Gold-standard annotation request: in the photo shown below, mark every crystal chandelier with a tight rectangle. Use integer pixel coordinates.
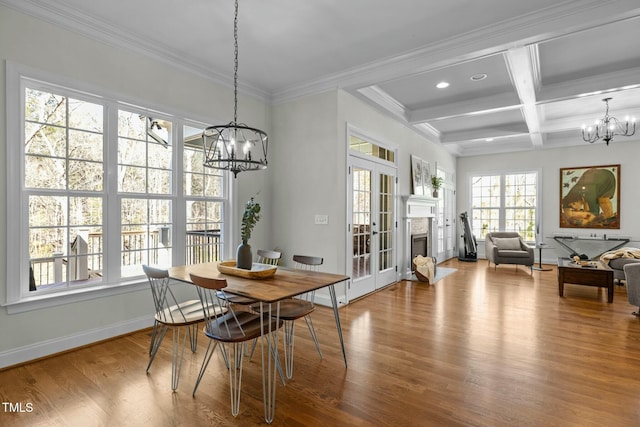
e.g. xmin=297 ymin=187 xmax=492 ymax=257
xmin=582 ymin=97 xmax=636 ymax=146
xmin=202 ymin=0 xmax=268 ymax=178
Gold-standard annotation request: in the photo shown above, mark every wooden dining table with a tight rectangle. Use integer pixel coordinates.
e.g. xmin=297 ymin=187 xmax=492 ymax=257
xmin=167 ymin=261 xmax=350 ymax=423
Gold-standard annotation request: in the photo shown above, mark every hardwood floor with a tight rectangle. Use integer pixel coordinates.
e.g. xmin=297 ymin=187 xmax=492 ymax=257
xmin=3 ymin=259 xmax=640 ymax=426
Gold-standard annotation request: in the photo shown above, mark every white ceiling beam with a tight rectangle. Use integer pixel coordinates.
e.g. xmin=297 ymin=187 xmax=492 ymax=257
xmin=408 ymin=92 xmax=520 ymax=123
xmin=504 ymin=45 xmax=544 ymax=147
xmin=441 ymin=126 xmax=528 ymax=144
xmin=538 ymin=67 xmax=640 ymax=103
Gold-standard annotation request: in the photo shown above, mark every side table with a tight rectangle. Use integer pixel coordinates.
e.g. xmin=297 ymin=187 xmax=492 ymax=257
xmin=532 ymin=243 xmax=553 ymax=271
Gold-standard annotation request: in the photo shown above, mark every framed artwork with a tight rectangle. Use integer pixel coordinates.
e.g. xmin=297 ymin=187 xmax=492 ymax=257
xmin=411 ymin=155 xmax=424 ymax=195
xmin=421 ymin=160 xmax=431 ymax=194
xmin=560 ymin=164 xmax=620 ymax=229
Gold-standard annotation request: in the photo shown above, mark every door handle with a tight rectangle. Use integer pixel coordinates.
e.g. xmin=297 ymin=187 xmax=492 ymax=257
xmin=372 ymin=230 xmax=379 ymax=235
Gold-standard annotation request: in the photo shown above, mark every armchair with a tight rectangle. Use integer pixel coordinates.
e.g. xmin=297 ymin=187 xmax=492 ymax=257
xmin=624 ymin=263 xmax=640 ymax=316
xmin=485 ymin=232 xmax=534 ymax=273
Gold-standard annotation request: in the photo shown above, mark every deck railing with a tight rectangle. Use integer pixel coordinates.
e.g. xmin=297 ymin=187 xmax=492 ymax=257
xmin=185 ymin=229 xmax=221 ymax=265
xmin=30 ymin=229 xmax=222 ymax=290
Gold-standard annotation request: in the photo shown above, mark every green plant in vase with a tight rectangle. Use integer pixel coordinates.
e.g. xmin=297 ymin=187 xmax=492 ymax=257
xmin=431 ymin=175 xmax=444 ymax=198
xmin=237 ymin=197 xmax=261 ymax=269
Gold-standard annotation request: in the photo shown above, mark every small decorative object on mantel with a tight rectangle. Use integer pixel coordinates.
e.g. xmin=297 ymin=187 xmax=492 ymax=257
xmin=430 ymin=175 xmax=444 ymax=198
xmin=237 ymin=197 xmax=261 ymax=269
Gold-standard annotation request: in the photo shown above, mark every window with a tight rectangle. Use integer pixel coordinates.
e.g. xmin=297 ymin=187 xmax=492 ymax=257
xmin=7 ymin=67 xmax=230 ymax=306
xmin=183 ymin=125 xmax=225 ymax=265
xmin=118 ymin=111 xmax=174 ymax=278
xmin=470 ymin=172 xmax=538 ymax=241
xmin=25 ymin=88 xmax=106 ymax=290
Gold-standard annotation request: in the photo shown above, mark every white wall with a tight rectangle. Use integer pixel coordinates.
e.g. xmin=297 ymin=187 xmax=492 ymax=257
xmin=456 ymin=138 xmax=640 ymax=263
xmin=271 ymin=90 xmax=456 ymax=304
xmin=0 ymin=5 xmax=271 ymax=367
xmin=0 ymin=4 xmax=457 ymax=367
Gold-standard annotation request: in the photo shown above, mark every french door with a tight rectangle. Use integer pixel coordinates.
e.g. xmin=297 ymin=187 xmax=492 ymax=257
xmin=436 ymin=186 xmax=456 ymax=261
xmin=348 ymin=156 xmax=397 ymax=301
xmin=436 ymin=168 xmax=457 ymax=261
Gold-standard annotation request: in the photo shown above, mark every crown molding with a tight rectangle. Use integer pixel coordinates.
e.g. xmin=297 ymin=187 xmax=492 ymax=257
xmin=356 ymin=86 xmax=408 ymax=122
xmin=2 ymin=0 xmax=638 ymax=106
xmin=0 ymin=0 xmax=270 ymax=102
xmin=272 ymin=0 xmax=640 ymax=103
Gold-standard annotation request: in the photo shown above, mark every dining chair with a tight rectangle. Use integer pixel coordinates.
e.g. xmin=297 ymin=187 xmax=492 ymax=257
xmin=261 ymin=254 xmax=323 ymax=379
xmin=143 ymin=265 xmax=224 ymax=391
xmin=189 ymin=273 xmax=283 ymax=417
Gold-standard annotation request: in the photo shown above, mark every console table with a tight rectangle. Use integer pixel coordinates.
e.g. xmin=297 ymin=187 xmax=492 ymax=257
xmin=552 ymin=235 xmax=630 ymax=260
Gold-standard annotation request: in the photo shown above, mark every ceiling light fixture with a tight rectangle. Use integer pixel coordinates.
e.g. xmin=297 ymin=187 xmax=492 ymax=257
xmin=470 ymin=73 xmax=487 ymax=81
xmin=202 ymin=0 xmax=268 ymax=178
xmin=436 ymin=81 xmax=450 ymax=89
xmin=581 ymin=97 xmax=636 ymax=146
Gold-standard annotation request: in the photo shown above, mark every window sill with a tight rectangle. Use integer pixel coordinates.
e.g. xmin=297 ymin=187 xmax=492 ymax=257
xmin=3 ymin=279 xmax=149 ymax=314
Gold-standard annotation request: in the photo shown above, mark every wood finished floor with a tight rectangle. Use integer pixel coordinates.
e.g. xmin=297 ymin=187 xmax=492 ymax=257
xmin=2 ymin=259 xmax=640 ymax=426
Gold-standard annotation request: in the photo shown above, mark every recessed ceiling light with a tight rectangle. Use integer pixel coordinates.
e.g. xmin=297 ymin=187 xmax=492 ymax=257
xmin=436 ymin=81 xmax=450 ymax=89
xmin=470 ymin=73 xmax=488 ymax=81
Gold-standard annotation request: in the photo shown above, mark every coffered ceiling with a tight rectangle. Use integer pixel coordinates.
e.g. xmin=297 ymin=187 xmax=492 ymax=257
xmin=4 ymin=0 xmax=639 ymax=157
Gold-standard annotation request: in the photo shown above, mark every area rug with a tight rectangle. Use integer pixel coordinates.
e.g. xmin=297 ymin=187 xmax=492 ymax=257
xmin=410 ymin=267 xmax=457 ymax=284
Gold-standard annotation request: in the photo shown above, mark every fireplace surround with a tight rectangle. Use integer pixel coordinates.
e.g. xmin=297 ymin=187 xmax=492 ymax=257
xmin=402 ymin=195 xmax=437 ymax=279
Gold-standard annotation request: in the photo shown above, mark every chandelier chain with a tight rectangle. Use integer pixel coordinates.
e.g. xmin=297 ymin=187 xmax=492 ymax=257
xmin=233 ymin=0 xmax=239 ymax=125
xmin=201 ymin=0 xmax=268 ymax=178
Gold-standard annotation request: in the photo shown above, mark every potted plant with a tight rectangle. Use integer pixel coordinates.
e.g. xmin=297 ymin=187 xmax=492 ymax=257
xmin=431 ymin=175 xmax=444 ymax=198
xmin=237 ymin=197 xmax=261 ymax=269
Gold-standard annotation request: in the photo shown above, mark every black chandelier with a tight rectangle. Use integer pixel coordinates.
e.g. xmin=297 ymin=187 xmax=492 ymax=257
xmin=581 ymin=97 xmax=636 ymax=146
xmin=202 ymin=0 xmax=268 ymax=178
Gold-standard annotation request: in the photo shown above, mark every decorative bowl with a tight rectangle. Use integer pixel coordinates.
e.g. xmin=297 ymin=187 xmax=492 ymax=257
xmin=218 ymin=260 xmax=277 ymax=279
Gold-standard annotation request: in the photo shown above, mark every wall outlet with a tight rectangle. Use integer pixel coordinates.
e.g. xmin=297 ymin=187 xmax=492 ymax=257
xmin=315 ymin=214 xmax=329 ymax=225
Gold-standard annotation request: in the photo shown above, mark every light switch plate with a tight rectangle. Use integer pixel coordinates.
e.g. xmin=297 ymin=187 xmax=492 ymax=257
xmin=315 ymin=214 xmax=329 ymax=225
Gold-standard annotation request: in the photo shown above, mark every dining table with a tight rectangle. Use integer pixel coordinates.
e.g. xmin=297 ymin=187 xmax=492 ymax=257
xmin=167 ymin=261 xmax=350 ymax=423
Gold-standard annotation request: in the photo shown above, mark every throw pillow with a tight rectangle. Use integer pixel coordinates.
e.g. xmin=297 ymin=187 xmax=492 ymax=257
xmin=492 ymin=237 xmax=521 ymax=250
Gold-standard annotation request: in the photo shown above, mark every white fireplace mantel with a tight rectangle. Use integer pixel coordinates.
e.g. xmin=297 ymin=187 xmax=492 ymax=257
xmin=402 ymin=195 xmax=437 ymax=218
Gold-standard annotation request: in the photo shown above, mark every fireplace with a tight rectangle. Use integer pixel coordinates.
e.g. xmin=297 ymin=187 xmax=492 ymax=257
xmin=410 ymin=233 xmax=428 ymax=271
xmin=402 ymin=195 xmax=437 ymax=279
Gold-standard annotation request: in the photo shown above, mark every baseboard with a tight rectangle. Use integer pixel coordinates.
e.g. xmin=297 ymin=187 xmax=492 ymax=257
xmin=0 ymin=316 xmax=154 ymax=370
xmin=313 ymin=291 xmax=347 ymax=308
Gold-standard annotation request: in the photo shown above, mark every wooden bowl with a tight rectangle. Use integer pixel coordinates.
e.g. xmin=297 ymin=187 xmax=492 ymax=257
xmin=218 ymin=260 xmax=277 ymax=279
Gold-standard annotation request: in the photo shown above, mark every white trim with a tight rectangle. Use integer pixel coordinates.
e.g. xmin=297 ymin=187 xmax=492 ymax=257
xmin=346 ymin=124 xmax=400 ymax=301
xmin=273 ymin=1 xmax=640 ymax=103
xmin=314 ymin=291 xmax=348 ymax=309
xmin=0 ymin=0 xmax=268 ymax=102
xmin=3 ymin=0 xmax=639 ymax=105
xmin=3 ymin=280 xmax=148 ymax=314
xmin=5 ymin=61 xmax=23 ymax=304
xmin=356 ymin=86 xmax=408 ymax=123
xmin=5 ymin=61 xmax=233 ymax=308
xmin=0 ymin=313 xmax=153 ymax=369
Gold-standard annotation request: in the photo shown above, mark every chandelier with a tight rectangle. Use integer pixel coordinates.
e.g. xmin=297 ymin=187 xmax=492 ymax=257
xmin=202 ymin=0 xmax=268 ymax=178
xmin=581 ymin=97 xmax=636 ymax=146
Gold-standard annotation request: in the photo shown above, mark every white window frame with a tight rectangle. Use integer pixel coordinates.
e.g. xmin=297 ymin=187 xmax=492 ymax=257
xmin=5 ymin=62 xmax=234 ymax=313
xmin=469 ymin=169 xmax=540 ymax=243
